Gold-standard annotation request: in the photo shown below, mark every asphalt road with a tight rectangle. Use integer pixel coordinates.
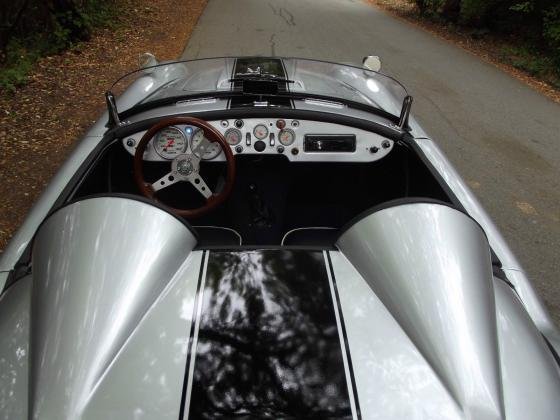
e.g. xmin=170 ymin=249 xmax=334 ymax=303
xmin=182 ymin=0 xmax=560 ymax=324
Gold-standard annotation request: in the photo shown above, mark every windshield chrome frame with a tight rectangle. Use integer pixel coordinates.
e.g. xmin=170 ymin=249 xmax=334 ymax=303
xmin=107 ymin=56 xmax=413 ymax=130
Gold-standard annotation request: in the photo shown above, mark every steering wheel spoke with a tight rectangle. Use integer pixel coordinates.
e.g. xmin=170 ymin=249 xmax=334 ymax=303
xmin=189 ymin=174 xmax=213 ymax=199
xmin=151 ymin=171 xmax=181 ymax=192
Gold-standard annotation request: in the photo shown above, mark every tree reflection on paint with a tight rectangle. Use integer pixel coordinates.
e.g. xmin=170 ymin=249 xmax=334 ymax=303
xmin=189 ymin=250 xmax=352 ymax=419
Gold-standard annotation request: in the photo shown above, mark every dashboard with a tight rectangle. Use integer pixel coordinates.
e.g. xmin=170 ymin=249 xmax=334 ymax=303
xmin=122 ymin=118 xmax=394 ymax=162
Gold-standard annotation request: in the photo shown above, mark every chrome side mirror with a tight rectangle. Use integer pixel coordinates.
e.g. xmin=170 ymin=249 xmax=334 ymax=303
xmin=362 ymin=55 xmax=381 ymax=72
xmin=139 ymin=52 xmax=158 ymax=72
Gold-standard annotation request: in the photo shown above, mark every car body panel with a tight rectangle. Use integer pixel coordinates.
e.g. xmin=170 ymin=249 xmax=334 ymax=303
xmin=28 ymin=197 xmax=196 ymax=419
xmin=415 ymin=138 xmax=558 ymax=342
xmin=3 ymin=202 xmax=559 ymax=419
xmin=0 ymin=274 xmax=30 ymax=420
xmin=0 ymin=56 xmax=559 ymax=419
xmin=82 ymin=251 xmax=204 ymax=420
xmin=337 ymin=203 xmax=505 ymax=419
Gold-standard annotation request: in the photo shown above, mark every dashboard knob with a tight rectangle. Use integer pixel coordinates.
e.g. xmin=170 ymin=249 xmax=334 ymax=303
xmin=254 ymin=140 xmax=266 ymax=152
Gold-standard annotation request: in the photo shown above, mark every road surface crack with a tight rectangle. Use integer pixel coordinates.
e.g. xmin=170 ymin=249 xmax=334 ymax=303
xmin=268 ymin=3 xmax=296 ymax=26
xmin=269 ymin=33 xmax=276 ymax=56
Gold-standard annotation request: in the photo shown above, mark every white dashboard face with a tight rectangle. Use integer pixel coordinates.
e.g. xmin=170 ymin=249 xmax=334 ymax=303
xmin=122 ymin=118 xmax=394 ymax=162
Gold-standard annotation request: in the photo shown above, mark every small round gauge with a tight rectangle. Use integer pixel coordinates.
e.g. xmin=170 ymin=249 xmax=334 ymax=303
xmin=191 ymin=128 xmax=222 ymax=160
xmin=253 ymin=124 xmax=269 ymax=140
xmin=154 ymin=127 xmax=187 ymax=159
xmin=225 ymin=128 xmax=242 ymax=145
xmin=278 ymin=129 xmax=296 ymax=146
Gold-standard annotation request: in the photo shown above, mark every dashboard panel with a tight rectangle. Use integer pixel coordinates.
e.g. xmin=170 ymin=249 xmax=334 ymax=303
xmin=122 ymin=118 xmax=394 ymax=162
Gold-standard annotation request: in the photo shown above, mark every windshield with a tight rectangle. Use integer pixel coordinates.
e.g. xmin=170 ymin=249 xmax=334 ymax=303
xmin=110 ymin=57 xmax=409 ymax=119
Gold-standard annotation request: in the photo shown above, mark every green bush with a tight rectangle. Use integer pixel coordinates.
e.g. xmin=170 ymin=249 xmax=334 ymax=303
xmin=543 ymin=5 xmax=560 ymax=67
xmin=409 ymin=0 xmax=560 ymax=81
xmin=0 ymin=0 xmax=118 ymax=93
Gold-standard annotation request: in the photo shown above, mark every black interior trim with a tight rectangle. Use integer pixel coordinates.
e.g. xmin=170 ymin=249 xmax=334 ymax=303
xmin=404 ymin=134 xmax=465 ymax=212
xmin=542 ymin=334 xmax=560 ymax=369
xmin=119 ymin=91 xmax=402 ymax=126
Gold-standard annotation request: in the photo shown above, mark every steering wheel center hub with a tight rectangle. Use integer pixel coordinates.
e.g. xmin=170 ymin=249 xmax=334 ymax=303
xmin=177 ymin=158 xmax=195 ymax=176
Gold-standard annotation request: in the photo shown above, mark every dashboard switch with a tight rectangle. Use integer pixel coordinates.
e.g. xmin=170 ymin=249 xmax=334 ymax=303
xmin=277 ymin=146 xmax=285 ymax=153
xmin=235 ymin=145 xmax=243 ymax=153
xmin=269 ymin=133 xmax=275 ymax=146
xmin=276 ymin=119 xmax=286 ymax=129
xmin=254 ymin=140 xmax=266 ymax=152
xmin=246 ymin=132 xmax=251 ymax=146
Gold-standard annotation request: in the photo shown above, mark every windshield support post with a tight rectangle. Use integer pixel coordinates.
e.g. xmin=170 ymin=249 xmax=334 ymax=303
xmin=105 ymin=91 xmax=121 ymax=128
xmin=398 ymin=95 xmax=413 ymax=130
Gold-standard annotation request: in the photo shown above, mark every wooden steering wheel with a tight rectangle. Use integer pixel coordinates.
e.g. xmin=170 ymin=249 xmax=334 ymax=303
xmin=133 ymin=116 xmax=235 ymax=218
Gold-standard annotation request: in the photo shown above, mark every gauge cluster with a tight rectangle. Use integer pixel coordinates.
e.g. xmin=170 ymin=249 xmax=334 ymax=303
xmin=122 ymin=118 xmax=394 ymax=162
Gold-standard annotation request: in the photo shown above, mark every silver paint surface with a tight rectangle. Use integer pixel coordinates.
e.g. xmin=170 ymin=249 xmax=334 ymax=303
xmin=330 ymin=247 xmax=560 ymax=419
xmin=0 ymin=275 xmax=31 ymax=420
xmin=416 ymin=138 xmax=560 ymax=347
xmin=337 ymin=203 xmax=504 ymax=419
xmin=82 ymin=251 xmax=204 ymax=420
xmin=29 ymin=197 xmax=196 ymax=419
xmin=493 ymin=278 xmax=560 ymax=419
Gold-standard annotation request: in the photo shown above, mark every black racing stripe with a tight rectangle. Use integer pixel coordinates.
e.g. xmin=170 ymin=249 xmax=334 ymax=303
xmin=178 ymin=251 xmax=207 ymax=420
xmin=187 ymin=250 xmax=353 ymax=419
xmin=327 ymin=251 xmax=362 ymax=420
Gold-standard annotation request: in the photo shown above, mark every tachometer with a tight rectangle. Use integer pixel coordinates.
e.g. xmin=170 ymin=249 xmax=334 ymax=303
xmin=154 ymin=127 xmax=187 ymax=159
xmin=278 ymin=129 xmax=296 ymax=146
xmin=191 ymin=128 xmax=222 ymax=160
xmin=225 ymin=128 xmax=242 ymax=145
xmin=253 ymin=124 xmax=269 ymax=140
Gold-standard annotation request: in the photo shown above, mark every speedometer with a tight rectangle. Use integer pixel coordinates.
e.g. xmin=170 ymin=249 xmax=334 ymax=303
xmin=225 ymin=128 xmax=242 ymax=145
xmin=253 ymin=124 xmax=269 ymax=140
xmin=191 ymin=128 xmax=222 ymax=160
xmin=278 ymin=129 xmax=296 ymax=146
xmin=154 ymin=127 xmax=187 ymax=159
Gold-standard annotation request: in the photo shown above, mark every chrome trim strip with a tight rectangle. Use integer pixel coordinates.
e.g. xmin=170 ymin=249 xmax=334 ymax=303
xmin=281 ymin=226 xmax=337 ymax=245
xmin=193 ymin=225 xmax=242 ymax=245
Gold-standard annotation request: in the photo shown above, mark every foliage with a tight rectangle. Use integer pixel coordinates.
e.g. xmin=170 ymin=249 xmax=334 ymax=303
xmin=543 ymin=5 xmax=560 ymax=66
xmin=0 ymin=0 xmax=119 ymax=93
xmin=408 ymin=0 xmax=560 ymax=82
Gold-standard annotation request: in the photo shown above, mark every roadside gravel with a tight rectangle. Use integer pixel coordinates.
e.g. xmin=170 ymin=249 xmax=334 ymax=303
xmin=0 ymin=0 xmax=207 ymax=252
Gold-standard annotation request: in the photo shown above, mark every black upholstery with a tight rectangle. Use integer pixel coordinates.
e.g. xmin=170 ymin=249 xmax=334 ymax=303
xmin=195 ymin=226 xmax=242 ymax=247
xmin=281 ymin=227 xmax=338 ymax=247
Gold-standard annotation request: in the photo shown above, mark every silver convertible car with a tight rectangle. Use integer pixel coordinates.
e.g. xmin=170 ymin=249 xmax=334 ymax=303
xmin=1 ymin=56 xmax=559 ymax=420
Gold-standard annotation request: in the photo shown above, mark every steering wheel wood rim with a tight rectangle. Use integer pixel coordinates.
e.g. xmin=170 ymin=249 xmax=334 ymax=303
xmin=133 ymin=116 xmax=235 ymax=218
